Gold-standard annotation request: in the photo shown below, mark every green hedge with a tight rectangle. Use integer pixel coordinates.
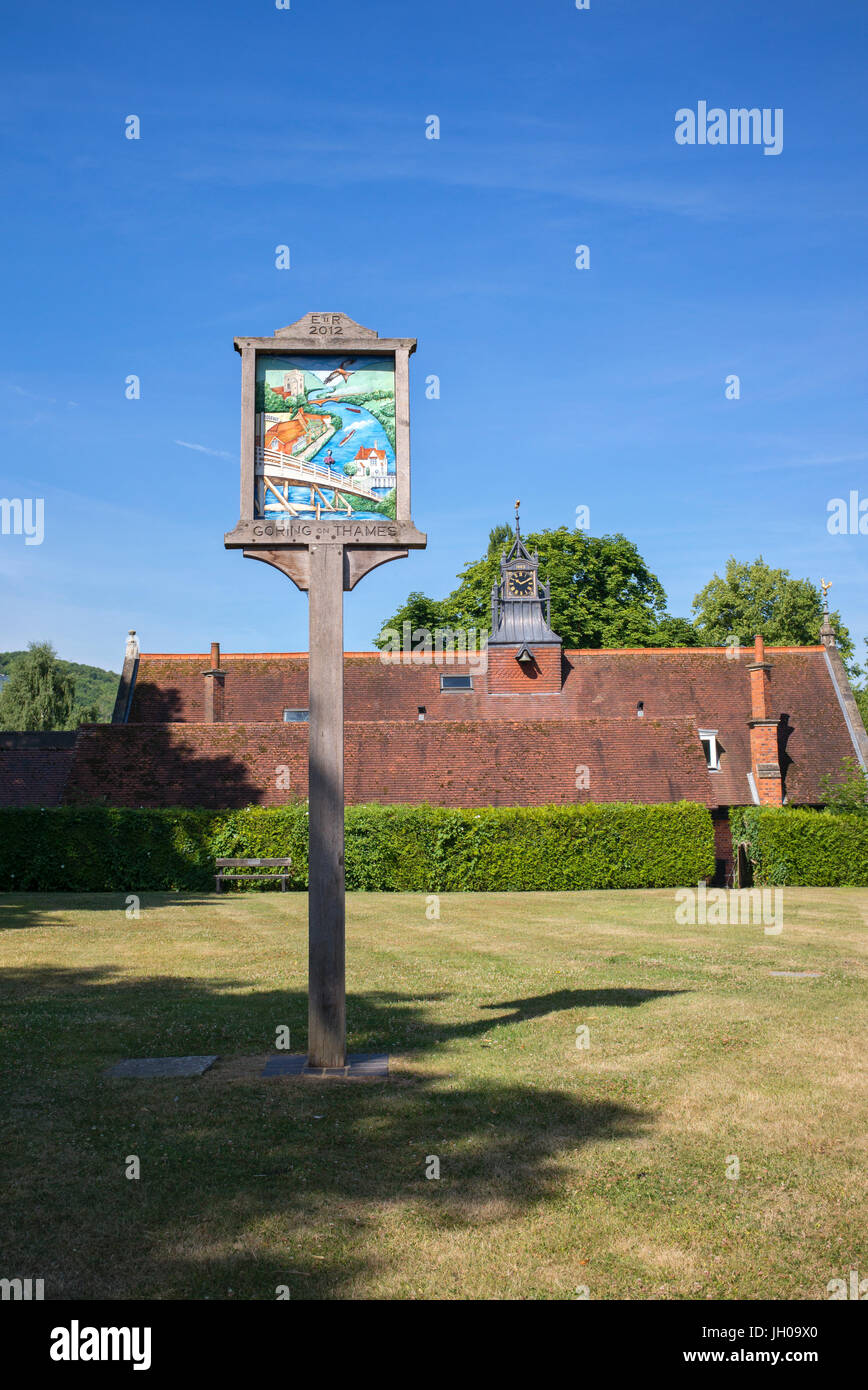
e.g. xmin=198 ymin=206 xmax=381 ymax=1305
xmin=0 ymin=801 xmax=714 ymax=893
xmin=730 ymin=806 xmax=868 ymax=886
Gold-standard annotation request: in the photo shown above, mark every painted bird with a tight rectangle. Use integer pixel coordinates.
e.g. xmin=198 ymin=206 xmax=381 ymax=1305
xmin=322 ymin=358 xmax=356 ymax=385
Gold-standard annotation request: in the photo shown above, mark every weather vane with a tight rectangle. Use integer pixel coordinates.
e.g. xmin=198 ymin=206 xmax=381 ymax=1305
xmin=515 ymin=498 xmax=521 ymax=537
xmin=821 ymin=577 xmax=832 ymax=612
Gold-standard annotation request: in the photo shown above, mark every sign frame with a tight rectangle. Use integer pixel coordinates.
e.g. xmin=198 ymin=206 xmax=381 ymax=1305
xmin=224 ymin=312 xmax=426 ymax=588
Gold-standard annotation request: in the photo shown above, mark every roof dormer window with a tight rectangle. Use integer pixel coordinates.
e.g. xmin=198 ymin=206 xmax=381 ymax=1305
xmin=699 ymin=729 xmax=720 ymax=770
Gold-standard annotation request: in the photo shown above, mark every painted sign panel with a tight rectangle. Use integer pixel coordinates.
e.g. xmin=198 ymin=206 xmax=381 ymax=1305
xmin=254 ymin=353 xmax=396 ymax=522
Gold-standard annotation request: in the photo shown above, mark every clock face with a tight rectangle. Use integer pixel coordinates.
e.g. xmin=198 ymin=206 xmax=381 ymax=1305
xmin=507 ymin=568 xmax=534 ymax=597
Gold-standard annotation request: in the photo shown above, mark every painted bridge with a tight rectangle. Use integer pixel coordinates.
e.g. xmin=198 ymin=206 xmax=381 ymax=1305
xmin=255 ymin=446 xmax=387 ymax=516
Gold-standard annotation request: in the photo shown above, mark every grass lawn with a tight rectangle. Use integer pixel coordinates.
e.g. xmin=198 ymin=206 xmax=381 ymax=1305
xmin=0 ymin=888 xmax=865 ymax=1301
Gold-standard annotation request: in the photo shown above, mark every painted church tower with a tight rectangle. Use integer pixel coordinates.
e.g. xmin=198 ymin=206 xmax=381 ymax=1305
xmin=487 ymin=501 xmax=563 ymax=693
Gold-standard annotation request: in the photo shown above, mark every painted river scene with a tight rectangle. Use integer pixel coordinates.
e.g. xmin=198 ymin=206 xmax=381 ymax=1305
xmin=254 ymin=353 xmax=397 ymax=521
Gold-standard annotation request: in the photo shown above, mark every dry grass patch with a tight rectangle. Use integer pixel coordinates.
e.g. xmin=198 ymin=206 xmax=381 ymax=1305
xmin=0 ymin=886 xmax=865 ymax=1300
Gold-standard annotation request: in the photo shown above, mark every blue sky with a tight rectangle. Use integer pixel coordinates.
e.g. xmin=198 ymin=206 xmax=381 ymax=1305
xmin=1 ymin=0 xmax=866 ymax=671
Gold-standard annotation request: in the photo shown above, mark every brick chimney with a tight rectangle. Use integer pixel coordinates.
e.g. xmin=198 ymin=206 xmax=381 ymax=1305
xmin=203 ymin=641 xmax=225 ymax=723
xmin=820 ymin=611 xmax=836 ymax=649
xmin=747 ymin=635 xmax=782 ymax=805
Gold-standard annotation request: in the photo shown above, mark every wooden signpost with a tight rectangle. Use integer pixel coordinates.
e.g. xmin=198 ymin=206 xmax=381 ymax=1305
xmin=225 ymin=312 xmax=426 ymax=1070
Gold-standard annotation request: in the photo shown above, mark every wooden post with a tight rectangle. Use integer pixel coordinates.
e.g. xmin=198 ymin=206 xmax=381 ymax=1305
xmin=307 ymin=542 xmax=346 ymax=1067
xmin=227 ymin=314 xmax=426 ymax=1077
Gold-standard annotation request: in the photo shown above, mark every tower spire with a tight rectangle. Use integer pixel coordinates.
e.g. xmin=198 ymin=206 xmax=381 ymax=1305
xmin=820 ymin=578 xmax=836 ymax=648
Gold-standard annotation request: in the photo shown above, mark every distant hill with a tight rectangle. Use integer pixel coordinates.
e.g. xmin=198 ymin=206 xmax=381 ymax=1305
xmin=0 ymin=652 xmax=119 ymax=724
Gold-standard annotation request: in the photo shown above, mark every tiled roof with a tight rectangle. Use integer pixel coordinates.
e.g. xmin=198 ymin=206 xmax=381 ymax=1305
xmin=121 ymin=645 xmax=863 ymax=807
xmin=63 ymin=717 xmax=713 ymax=809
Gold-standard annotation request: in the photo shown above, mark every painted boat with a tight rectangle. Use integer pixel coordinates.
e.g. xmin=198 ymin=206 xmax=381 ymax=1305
xmin=346 ymin=406 xmax=361 ymax=413
xmin=338 ymin=430 xmax=356 ymax=445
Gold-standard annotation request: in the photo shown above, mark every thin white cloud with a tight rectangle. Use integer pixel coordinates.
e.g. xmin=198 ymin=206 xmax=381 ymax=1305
xmin=175 ymin=440 xmax=235 ymax=459
xmin=8 ymin=383 xmax=56 ymax=404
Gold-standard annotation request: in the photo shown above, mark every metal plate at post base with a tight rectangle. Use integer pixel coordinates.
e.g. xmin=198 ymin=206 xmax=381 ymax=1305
xmin=262 ymin=1053 xmax=389 ymax=1079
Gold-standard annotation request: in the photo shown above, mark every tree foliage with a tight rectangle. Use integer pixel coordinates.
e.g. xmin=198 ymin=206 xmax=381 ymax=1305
xmin=819 ymin=756 xmax=868 ymax=814
xmin=692 ymin=556 xmax=854 ymax=663
xmin=855 ymin=641 xmax=868 ymax=729
xmin=486 ymin=522 xmax=513 ymax=557
xmin=0 ymin=643 xmax=77 ymax=730
xmin=375 ymin=527 xmax=696 ymax=649
xmin=1 ymin=649 xmax=114 ymax=726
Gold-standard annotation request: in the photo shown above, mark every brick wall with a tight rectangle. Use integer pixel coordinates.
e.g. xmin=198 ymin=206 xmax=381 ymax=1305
xmin=712 ymin=809 xmax=734 ymax=885
xmin=0 ymin=748 xmax=76 ymax=807
xmin=749 ymin=721 xmax=784 ymax=806
xmin=486 ymin=645 xmax=563 ymax=694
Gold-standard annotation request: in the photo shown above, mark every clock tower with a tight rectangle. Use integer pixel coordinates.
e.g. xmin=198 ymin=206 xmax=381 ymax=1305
xmin=488 ymin=502 xmax=563 ymax=692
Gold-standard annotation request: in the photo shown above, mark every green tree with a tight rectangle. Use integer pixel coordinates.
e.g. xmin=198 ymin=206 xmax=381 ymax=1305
xmin=375 ymin=527 xmax=696 ymax=649
xmin=642 ymin=615 xmax=703 ymax=648
xmin=0 ymin=642 xmax=76 ymax=730
xmin=0 ymin=652 xmax=117 ymax=721
xmin=692 ymin=556 xmax=854 ymax=663
xmin=819 ymin=756 xmax=868 ymax=814
xmin=374 ymin=591 xmax=451 ymax=648
xmin=854 ymin=640 xmax=868 ymax=729
xmin=486 ymin=523 xmax=513 ymax=557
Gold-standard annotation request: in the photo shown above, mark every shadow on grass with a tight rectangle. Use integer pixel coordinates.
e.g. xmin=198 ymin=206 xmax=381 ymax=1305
xmin=0 ymin=962 xmax=657 ymax=1299
xmin=480 ymin=988 xmax=686 ymax=1021
xmin=0 ymin=893 xmax=223 ymax=930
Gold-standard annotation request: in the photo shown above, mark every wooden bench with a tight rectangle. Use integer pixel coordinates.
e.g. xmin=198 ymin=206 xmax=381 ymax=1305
xmin=214 ymin=857 xmax=293 ymax=892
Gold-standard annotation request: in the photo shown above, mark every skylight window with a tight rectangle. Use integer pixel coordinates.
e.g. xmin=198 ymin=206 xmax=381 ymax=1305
xmin=440 ymin=675 xmax=472 ymax=691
